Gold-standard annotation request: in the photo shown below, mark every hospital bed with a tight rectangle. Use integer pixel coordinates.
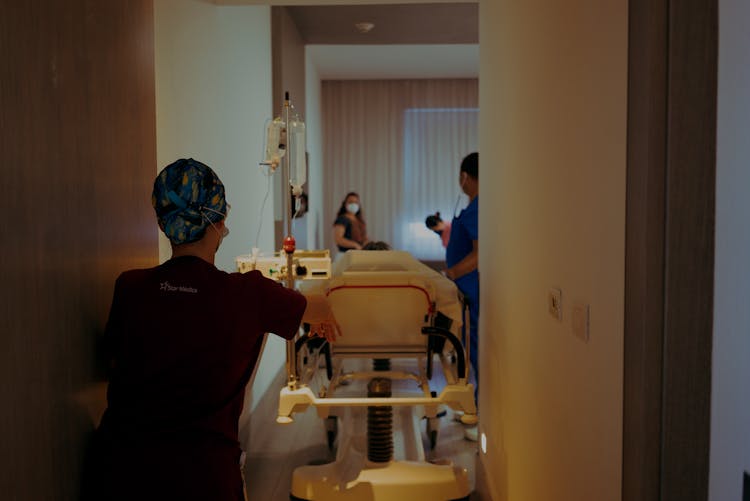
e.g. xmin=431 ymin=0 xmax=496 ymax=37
xmin=278 ymin=250 xmax=476 ymax=501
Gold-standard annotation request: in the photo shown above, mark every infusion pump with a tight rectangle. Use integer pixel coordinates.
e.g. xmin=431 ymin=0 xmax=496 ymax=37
xmin=235 ymin=249 xmax=331 ymax=281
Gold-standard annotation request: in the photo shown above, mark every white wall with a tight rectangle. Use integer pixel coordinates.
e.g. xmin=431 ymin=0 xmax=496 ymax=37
xmin=154 ymin=0 xmax=274 ymax=267
xmin=710 ymin=1 xmax=750 ymax=499
xmin=154 ymin=0 xmax=283 ymax=418
xmin=479 ymin=1 xmax=628 ymax=500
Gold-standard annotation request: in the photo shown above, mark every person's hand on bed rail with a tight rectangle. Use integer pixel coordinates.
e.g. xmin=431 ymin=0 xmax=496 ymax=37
xmin=308 ymin=321 xmax=340 ymax=343
xmin=302 ymin=294 xmax=342 ymax=343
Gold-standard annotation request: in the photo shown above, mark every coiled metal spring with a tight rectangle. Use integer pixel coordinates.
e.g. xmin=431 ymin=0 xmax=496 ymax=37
xmin=367 ymin=377 xmax=393 ymax=463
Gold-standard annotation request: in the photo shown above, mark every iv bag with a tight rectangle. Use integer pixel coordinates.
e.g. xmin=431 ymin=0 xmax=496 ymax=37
xmin=288 ymin=115 xmax=306 ymax=196
xmin=264 ymin=117 xmax=286 ymax=170
xmin=263 ymin=99 xmax=306 ymax=194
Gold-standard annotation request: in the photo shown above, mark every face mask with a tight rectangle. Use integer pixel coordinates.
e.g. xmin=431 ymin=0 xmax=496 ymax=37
xmin=221 ymin=225 xmax=229 ymax=247
xmin=346 ymin=203 xmax=359 ymax=214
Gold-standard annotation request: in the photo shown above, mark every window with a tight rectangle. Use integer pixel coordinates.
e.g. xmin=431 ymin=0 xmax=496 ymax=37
xmin=396 ymin=108 xmax=479 ymax=261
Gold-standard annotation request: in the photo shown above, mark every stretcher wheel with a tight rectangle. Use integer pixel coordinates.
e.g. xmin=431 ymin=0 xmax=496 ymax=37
xmin=325 ymin=416 xmax=338 ymax=451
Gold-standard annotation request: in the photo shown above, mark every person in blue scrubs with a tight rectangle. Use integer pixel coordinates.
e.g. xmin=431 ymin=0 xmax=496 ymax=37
xmin=445 ymin=152 xmax=479 ymax=439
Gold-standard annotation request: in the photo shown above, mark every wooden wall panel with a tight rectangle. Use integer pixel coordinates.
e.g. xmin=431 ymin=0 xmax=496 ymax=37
xmin=0 ymin=1 xmax=157 ymax=498
xmin=623 ymin=0 xmax=668 ymax=498
xmin=661 ymin=1 xmax=716 ymax=499
xmin=623 ymin=0 xmax=716 ymax=499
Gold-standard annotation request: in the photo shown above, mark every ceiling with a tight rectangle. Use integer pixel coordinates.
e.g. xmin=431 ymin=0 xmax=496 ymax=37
xmin=216 ymin=1 xmax=479 ymax=79
xmin=286 ymin=3 xmax=478 ymax=79
xmin=286 ymin=3 xmax=477 ymax=44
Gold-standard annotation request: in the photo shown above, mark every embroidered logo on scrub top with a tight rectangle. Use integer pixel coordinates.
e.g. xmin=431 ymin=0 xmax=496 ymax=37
xmin=159 ymin=281 xmax=198 ymax=294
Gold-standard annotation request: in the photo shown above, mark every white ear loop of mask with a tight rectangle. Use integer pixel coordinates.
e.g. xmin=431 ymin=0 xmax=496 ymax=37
xmin=201 ymin=206 xmax=230 ymax=238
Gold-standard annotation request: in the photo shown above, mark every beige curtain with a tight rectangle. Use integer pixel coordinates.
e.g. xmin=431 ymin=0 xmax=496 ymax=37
xmin=322 ymin=79 xmax=479 ymax=256
xmin=401 ymin=107 xmax=479 ymax=260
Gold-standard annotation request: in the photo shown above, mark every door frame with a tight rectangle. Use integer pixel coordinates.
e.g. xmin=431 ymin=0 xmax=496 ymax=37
xmin=623 ymin=0 xmax=717 ymax=499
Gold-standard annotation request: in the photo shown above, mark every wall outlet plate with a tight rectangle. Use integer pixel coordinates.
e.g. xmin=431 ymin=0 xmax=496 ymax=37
xmin=548 ymin=288 xmax=562 ymax=321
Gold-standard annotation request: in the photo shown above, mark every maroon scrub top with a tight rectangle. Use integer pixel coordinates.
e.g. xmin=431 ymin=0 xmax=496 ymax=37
xmin=88 ymin=255 xmax=306 ymax=500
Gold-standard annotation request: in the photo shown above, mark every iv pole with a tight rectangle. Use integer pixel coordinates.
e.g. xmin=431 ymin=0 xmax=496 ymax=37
xmin=281 ymin=91 xmax=298 ymax=390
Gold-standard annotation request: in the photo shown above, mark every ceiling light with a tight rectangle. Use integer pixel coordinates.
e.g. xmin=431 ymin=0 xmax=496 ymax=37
xmin=355 ymin=22 xmax=375 ymax=34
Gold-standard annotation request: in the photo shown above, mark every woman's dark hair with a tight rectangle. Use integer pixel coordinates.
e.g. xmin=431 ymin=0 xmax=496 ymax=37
xmin=336 ymin=191 xmax=364 ymax=221
xmin=425 ymin=212 xmax=443 ymax=229
xmin=362 ymin=241 xmax=391 ymax=251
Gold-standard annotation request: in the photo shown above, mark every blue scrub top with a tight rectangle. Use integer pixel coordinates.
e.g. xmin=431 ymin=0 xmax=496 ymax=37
xmin=446 ymin=196 xmax=479 ymax=295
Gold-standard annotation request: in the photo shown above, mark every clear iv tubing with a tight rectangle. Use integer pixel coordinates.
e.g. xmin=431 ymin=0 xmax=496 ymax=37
xmin=253 ymin=117 xmax=278 ymax=251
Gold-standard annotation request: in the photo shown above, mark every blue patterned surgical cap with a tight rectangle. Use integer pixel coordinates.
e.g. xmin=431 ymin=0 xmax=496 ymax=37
xmin=152 ymin=158 xmax=228 ymax=245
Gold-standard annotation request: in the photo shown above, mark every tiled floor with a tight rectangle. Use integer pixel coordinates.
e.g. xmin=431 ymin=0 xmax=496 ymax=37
xmin=244 ymin=357 xmax=479 ymax=500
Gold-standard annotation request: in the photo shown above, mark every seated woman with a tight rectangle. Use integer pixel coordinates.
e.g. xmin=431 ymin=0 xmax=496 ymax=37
xmin=333 ymin=192 xmax=368 ymax=252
